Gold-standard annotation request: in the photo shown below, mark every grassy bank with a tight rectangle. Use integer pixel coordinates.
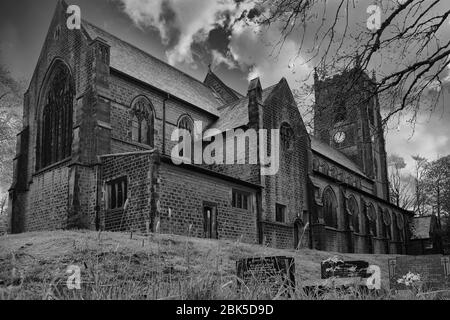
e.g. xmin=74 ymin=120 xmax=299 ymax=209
xmin=0 ymin=231 xmax=447 ymax=300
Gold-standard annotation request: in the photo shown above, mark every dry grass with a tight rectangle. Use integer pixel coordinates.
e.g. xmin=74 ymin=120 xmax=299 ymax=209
xmin=0 ymin=231 xmax=448 ymax=300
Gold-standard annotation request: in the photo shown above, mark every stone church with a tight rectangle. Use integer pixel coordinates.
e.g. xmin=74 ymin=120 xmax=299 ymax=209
xmin=8 ymin=1 xmax=414 ymax=254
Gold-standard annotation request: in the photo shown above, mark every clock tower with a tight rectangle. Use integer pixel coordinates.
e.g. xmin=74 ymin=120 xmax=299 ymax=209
xmin=313 ymin=66 xmax=390 ymax=200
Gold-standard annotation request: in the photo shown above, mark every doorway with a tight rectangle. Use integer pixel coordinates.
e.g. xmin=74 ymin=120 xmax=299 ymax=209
xmin=203 ymin=202 xmax=218 ymax=239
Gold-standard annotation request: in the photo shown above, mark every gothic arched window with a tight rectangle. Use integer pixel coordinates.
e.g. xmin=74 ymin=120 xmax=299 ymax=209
xmin=38 ymin=63 xmax=74 ymax=170
xmin=323 ymin=187 xmax=338 ymax=229
xmin=177 ymin=115 xmax=194 ymax=159
xmin=348 ymin=196 xmax=360 ymax=233
xmin=280 ymin=123 xmax=294 ymax=150
xmin=334 ymin=101 xmax=347 ymax=124
xmin=130 ymin=97 xmax=154 ymax=147
xmin=383 ymin=209 xmax=392 ymax=240
xmin=396 ymin=212 xmax=405 ymax=241
xmin=366 ymin=203 xmax=377 ymax=236
xmin=178 ymin=115 xmax=194 ymax=134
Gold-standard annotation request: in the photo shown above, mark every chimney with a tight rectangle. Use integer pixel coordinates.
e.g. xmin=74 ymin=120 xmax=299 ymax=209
xmin=247 ymin=77 xmax=262 ymax=129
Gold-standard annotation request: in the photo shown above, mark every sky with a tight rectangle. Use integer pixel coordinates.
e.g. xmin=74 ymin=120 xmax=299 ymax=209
xmin=0 ymin=0 xmax=449 ymax=175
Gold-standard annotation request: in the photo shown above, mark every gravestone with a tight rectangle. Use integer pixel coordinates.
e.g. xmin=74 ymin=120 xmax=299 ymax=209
xmin=236 ymin=256 xmax=295 ymax=294
xmin=321 ymin=260 xmax=371 ymax=279
xmin=303 ymin=258 xmax=380 ymax=297
xmin=389 ymin=255 xmax=450 ymax=291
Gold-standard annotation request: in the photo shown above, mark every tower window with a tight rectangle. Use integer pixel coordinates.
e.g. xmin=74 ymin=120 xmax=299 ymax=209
xmin=280 ymin=123 xmax=294 ymax=150
xmin=334 ymin=101 xmax=347 ymax=124
xmin=367 ymin=104 xmax=375 ymax=126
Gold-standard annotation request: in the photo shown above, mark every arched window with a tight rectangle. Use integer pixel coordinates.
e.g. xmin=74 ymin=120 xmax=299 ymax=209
xmin=366 ymin=203 xmax=377 ymax=236
xmin=178 ymin=115 xmax=194 ymax=134
xmin=396 ymin=212 xmax=405 ymax=241
xmin=130 ymin=97 xmax=154 ymax=147
xmin=177 ymin=115 xmax=194 ymax=159
xmin=38 ymin=62 xmax=74 ymax=170
xmin=280 ymin=123 xmax=294 ymax=150
xmin=334 ymin=101 xmax=347 ymax=123
xmin=322 ymin=162 xmax=330 ymax=175
xmin=323 ymin=187 xmax=338 ymax=229
xmin=383 ymin=209 xmax=392 ymax=240
xmin=391 ymin=212 xmax=399 ymax=241
xmin=348 ymin=197 xmax=360 ymax=233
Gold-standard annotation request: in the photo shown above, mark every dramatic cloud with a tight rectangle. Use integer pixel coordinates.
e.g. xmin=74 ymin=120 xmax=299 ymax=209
xmin=211 ymin=49 xmax=236 ymax=70
xmin=115 ymin=0 xmax=448 ymax=167
xmin=228 ymin=19 xmax=312 ymax=86
xmin=386 ymin=107 xmax=450 ymax=175
xmin=116 ymin=0 xmax=312 ymax=86
xmin=116 ymin=0 xmax=252 ymax=66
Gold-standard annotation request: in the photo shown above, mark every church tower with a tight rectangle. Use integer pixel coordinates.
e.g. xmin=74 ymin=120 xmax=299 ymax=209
xmin=313 ymin=66 xmax=390 ymax=200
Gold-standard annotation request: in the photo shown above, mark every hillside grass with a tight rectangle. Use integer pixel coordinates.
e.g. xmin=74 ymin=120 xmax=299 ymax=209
xmin=0 ymin=231 xmax=448 ymax=300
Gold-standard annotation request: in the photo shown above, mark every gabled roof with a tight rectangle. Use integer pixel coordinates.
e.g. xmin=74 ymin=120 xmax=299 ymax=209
xmin=207 ymin=84 xmax=278 ymax=135
xmin=204 ymin=70 xmax=243 ymax=104
xmin=310 ymin=136 xmax=367 ymax=178
xmin=410 ymin=216 xmax=436 ymax=240
xmin=82 ymin=21 xmax=222 ymax=116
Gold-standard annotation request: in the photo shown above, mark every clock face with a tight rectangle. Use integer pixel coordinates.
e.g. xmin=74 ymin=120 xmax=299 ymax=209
xmin=334 ymin=131 xmax=346 ymax=144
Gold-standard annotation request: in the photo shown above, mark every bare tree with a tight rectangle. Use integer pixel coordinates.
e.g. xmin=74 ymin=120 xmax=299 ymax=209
xmin=411 ymin=154 xmax=430 ymax=216
xmin=424 ymin=155 xmax=450 ymax=225
xmin=0 ymin=194 xmax=7 ymax=216
xmin=244 ymin=0 xmax=450 ymax=125
xmin=0 ymin=62 xmax=23 ymax=197
xmin=388 ymin=154 xmax=414 ymax=209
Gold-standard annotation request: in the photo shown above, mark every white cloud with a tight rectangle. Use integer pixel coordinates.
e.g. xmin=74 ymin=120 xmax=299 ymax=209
xmin=211 ymin=49 xmax=236 ymax=70
xmin=228 ymin=20 xmax=313 ymax=87
xmin=117 ymin=0 xmax=312 ymax=86
xmin=386 ymin=110 xmax=450 ymax=175
xmin=117 ymin=0 xmax=251 ymax=66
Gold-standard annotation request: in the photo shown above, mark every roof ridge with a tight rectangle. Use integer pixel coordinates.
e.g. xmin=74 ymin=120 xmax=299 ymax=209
xmin=309 ymin=135 xmax=367 ymax=177
xmin=206 ymin=70 xmax=243 ymax=98
xmin=216 ymin=82 xmax=279 ymax=111
xmin=82 ymin=19 xmax=217 ymax=94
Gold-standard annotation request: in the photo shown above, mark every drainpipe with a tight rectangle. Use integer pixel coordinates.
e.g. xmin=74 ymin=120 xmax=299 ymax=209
xmin=162 ymin=94 xmax=170 ymax=156
xmin=308 ymin=210 xmax=313 ymax=249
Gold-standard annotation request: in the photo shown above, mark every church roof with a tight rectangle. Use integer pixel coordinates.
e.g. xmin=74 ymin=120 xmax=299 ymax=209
xmin=207 ymin=84 xmax=278 ymax=134
xmin=82 ymin=21 xmax=222 ymax=116
xmin=310 ymin=136 xmax=367 ymax=177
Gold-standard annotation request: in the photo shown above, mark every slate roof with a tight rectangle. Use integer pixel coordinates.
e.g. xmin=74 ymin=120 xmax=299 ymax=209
xmin=207 ymin=84 xmax=278 ymax=135
xmin=80 ymin=19 xmax=371 ymax=181
xmin=82 ymin=21 xmax=221 ymax=116
xmin=410 ymin=216 xmax=433 ymax=240
xmin=310 ymin=136 xmax=367 ymax=178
